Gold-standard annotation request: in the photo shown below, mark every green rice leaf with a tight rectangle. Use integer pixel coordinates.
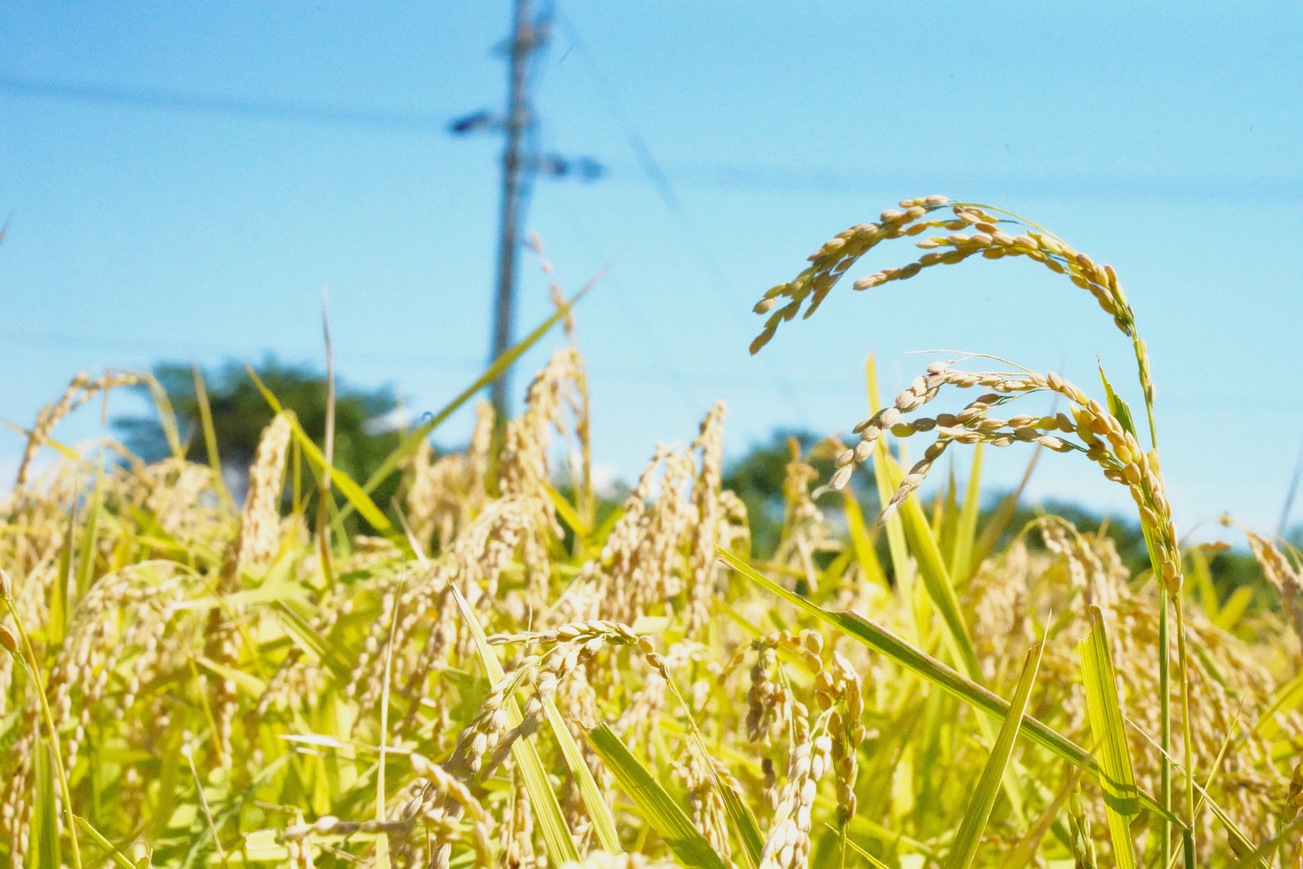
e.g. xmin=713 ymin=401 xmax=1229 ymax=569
xmin=944 ymin=638 xmax=1044 ymax=869
xmin=897 ymin=489 xmax=982 ymax=682
xmin=1078 ymin=605 xmax=1138 ymax=868
xmin=545 ymin=483 xmax=592 ymax=540
xmin=195 ymin=655 xmax=266 ymax=697
xmin=717 ymin=780 xmax=763 ymax=868
xmin=191 ymin=365 xmax=233 ymax=509
xmin=243 ymin=389 xmax=394 ymax=535
xmin=865 ymin=358 xmax=980 ymax=681
xmin=865 ymin=358 xmax=914 ymax=616
xmin=587 ymin=722 xmax=727 ymax=869
xmin=270 ymin=601 xmax=354 ymax=683
xmin=842 ymin=490 xmax=888 ymax=590
xmin=825 ymin=826 xmax=892 ymax=869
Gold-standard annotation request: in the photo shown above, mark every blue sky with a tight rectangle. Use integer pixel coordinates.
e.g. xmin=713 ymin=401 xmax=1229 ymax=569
xmin=2 ymin=3 xmax=1300 ymax=536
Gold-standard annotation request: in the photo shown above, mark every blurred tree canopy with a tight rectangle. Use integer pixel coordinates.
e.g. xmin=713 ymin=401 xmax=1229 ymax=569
xmin=723 ymin=428 xmax=873 ymax=556
xmin=115 ymin=357 xmax=402 ymax=505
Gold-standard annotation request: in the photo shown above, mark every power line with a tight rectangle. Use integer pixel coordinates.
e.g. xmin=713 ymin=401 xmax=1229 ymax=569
xmin=0 ymin=72 xmax=450 ymax=133
xmin=5 ymin=73 xmax=1294 ymax=202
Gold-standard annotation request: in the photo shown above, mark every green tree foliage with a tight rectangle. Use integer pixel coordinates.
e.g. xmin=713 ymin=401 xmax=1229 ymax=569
xmin=115 ymin=357 xmax=403 ymax=509
xmin=723 ymin=428 xmax=874 ymax=556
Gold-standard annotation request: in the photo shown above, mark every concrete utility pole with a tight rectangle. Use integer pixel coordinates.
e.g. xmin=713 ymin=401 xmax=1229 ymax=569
xmin=489 ymin=0 xmax=534 ymax=421
xmin=450 ymin=0 xmax=602 ymax=423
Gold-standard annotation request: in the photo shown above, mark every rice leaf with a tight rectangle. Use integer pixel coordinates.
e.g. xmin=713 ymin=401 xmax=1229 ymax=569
xmin=1213 ymin=586 xmax=1257 ymax=633
xmin=1097 ymin=363 xmax=1139 ymax=442
xmin=1078 ymin=605 xmax=1139 ymax=868
xmin=545 ymin=482 xmax=592 ymax=540
xmin=195 ymin=655 xmax=266 ymax=697
xmin=449 ymin=585 xmax=581 ymax=866
xmin=1226 ymin=817 xmax=1303 ymax=868
xmin=50 ymin=492 xmax=78 ymax=643
xmin=865 ymin=358 xmax=980 ymax=680
xmin=896 ymin=489 xmax=982 ymax=682
xmin=587 ymin=723 xmax=727 ymax=869
xmin=944 ymin=638 xmax=1045 ymax=869
xmin=865 ymin=358 xmax=915 ymax=618
xmin=717 ymin=779 xmax=763 ymax=868
xmin=270 ymin=600 xmax=354 ymax=683
xmin=824 ymin=825 xmax=892 ymax=869
xmin=1255 ymin=668 xmax=1303 ymax=738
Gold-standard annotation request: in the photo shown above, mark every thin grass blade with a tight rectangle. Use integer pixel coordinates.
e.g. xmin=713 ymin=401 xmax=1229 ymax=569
xmin=191 ymin=365 xmax=233 ymax=509
xmin=542 ymin=699 xmax=623 ymax=854
xmin=33 ymin=743 xmax=61 ymax=869
xmin=241 ymin=380 xmax=394 ymax=535
xmin=842 ymin=490 xmax=888 ymax=590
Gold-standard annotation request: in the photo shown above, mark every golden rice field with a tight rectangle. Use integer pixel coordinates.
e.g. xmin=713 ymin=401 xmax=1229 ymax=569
xmin=1 ymin=198 xmax=1301 ymax=868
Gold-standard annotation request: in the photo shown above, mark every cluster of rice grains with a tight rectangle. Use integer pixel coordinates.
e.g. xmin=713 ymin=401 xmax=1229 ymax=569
xmin=750 ymin=198 xmax=1303 ymax=865
xmin=2 ymin=199 xmax=1302 ymax=867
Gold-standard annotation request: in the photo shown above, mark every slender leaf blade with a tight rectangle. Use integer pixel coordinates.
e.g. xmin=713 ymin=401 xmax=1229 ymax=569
xmin=74 ymin=816 xmax=136 ymax=869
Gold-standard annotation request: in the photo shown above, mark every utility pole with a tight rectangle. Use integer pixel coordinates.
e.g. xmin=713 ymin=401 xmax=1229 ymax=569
xmin=489 ymin=0 xmax=533 ymax=421
xmin=450 ymin=0 xmax=602 ymax=423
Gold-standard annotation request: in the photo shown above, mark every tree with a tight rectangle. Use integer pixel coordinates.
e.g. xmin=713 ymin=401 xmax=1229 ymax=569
xmin=115 ymin=357 xmax=403 ymax=508
xmin=723 ymin=428 xmax=875 ymax=556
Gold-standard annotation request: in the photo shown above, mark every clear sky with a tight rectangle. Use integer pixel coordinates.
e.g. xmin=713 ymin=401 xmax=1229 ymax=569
xmin=2 ymin=3 xmax=1301 ymax=537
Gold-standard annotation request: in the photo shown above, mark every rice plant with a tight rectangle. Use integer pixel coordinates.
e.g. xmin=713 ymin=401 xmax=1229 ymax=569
xmin=1 ymin=199 xmax=1300 ymax=868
